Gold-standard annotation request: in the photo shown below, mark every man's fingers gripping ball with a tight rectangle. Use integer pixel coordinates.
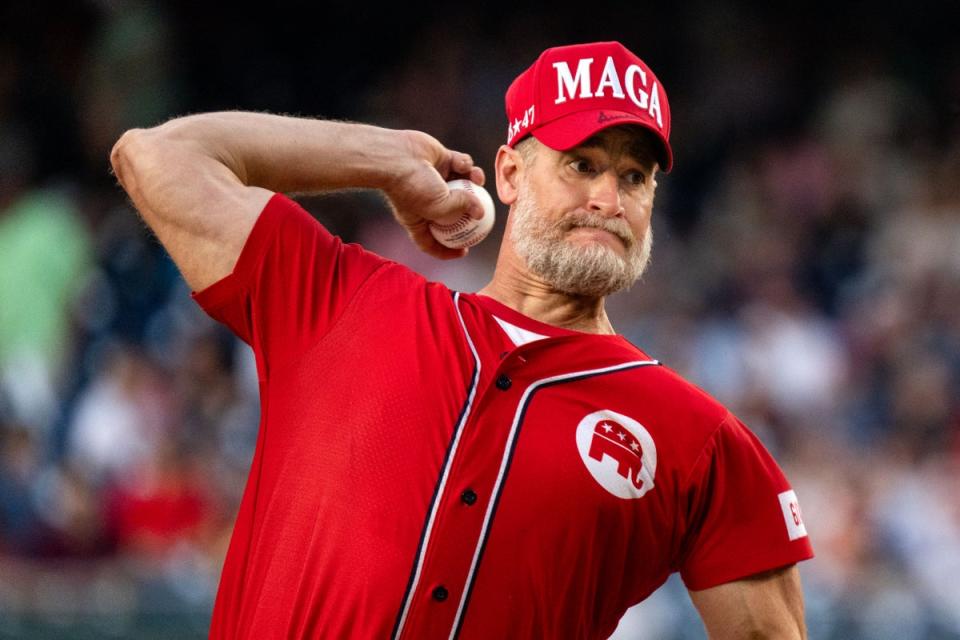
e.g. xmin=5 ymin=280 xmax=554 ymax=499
xmin=429 ymin=179 xmax=496 ymax=249
xmin=449 ymin=152 xmax=485 ymax=187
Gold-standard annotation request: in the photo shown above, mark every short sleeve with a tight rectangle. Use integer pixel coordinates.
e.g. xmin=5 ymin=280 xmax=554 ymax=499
xmin=678 ymin=413 xmax=814 ymax=591
xmin=192 ymin=193 xmax=387 ymax=379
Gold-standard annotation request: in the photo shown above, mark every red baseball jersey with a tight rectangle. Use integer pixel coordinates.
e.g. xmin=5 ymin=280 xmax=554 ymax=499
xmin=193 ymin=194 xmax=813 ymax=639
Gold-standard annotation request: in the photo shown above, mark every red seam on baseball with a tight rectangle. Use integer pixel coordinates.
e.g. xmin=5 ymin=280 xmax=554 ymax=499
xmin=430 ymin=214 xmax=471 ymax=232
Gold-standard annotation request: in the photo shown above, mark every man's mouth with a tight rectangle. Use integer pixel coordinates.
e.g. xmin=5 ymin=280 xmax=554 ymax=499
xmin=565 ymin=222 xmax=633 ymax=248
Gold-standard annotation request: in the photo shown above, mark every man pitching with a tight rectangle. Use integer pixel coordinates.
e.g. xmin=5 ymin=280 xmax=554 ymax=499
xmin=112 ymin=41 xmax=813 ymax=639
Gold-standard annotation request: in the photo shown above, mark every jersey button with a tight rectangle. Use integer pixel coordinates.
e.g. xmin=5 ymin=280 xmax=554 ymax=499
xmin=432 ymin=585 xmax=449 ymax=602
xmin=495 ymin=374 xmax=512 ymax=390
xmin=461 ymin=489 xmax=478 ymax=505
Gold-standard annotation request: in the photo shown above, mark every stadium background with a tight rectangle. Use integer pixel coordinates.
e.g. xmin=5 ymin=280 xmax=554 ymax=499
xmin=1 ymin=1 xmax=959 ymax=638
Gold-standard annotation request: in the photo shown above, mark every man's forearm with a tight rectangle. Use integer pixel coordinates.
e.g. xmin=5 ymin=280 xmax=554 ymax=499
xmin=124 ymin=112 xmax=410 ymax=194
xmin=110 ymin=113 xmax=414 ymax=291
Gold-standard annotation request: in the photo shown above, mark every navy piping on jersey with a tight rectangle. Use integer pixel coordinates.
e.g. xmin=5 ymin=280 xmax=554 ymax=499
xmin=391 ymin=291 xmax=481 ymax=640
xmin=449 ymin=360 xmax=661 ymax=639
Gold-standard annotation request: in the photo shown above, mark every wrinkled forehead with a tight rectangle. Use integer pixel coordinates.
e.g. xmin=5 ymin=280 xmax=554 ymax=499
xmin=571 ymin=126 xmax=660 ymax=168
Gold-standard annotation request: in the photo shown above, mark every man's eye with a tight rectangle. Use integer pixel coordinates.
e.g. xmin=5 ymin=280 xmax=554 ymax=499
xmin=625 ymin=171 xmax=646 ymax=185
xmin=571 ymin=159 xmax=593 ymax=173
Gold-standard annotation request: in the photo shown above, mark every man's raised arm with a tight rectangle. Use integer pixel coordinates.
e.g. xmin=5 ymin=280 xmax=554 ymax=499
xmin=110 ymin=112 xmax=486 ymax=291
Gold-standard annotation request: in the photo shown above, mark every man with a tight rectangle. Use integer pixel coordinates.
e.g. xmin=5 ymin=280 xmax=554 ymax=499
xmin=111 ymin=41 xmax=813 ymax=639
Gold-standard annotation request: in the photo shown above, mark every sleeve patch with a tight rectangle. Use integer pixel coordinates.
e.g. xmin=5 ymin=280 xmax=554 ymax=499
xmin=778 ymin=490 xmax=808 ymax=541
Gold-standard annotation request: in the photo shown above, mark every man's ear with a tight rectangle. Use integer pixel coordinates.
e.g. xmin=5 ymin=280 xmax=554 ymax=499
xmin=495 ymin=144 xmax=522 ymax=206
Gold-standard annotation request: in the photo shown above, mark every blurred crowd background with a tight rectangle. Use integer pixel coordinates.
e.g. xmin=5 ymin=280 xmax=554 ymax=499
xmin=1 ymin=1 xmax=959 ymax=638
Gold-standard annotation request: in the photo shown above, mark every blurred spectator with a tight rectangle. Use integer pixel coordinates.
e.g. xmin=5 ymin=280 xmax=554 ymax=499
xmin=0 ymin=130 xmax=92 ymax=427
xmin=105 ymin=442 xmax=213 ymax=558
xmin=0 ymin=423 xmax=45 ymax=555
xmin=66 ymin=344 xmax=173 ymax=484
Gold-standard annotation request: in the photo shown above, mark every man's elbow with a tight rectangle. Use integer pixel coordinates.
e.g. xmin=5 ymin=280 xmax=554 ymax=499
xmin=110 ymin=128 xmax=149 ymax=196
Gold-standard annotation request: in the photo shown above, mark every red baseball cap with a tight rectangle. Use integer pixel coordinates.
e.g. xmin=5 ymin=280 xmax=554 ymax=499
xmin=505 ymin=41 xmax=673 ymax=172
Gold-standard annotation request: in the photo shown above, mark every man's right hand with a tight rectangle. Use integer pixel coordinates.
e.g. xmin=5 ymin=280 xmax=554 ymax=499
xmin=385 ymin=130 xmax=487 ymax=260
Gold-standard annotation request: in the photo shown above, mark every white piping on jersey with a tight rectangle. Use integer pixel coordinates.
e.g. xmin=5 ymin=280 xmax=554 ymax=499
xmin=448 ymin=358 xmax=660 ymax=639
xmin=392 ymin=291 xmax=481 ymax=640
xmin=492 ymin=315 xmax=549 ymax=347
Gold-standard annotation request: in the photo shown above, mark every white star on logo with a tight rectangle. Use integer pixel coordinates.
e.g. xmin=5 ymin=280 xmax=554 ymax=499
xmin=630 ymin=442 xmax=640 ymax=452
xmin=602 ymin=423 xmax=613 ymax=433
xmin=513 ymin=118 xmax=521 ymax=134
xmin=617 ymin=432 xmax=626 ymax=441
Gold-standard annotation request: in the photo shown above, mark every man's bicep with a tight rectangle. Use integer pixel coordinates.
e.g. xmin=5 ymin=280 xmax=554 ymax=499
xmin=688 ymin=565 xmax=806 ymax=639
xmin=112 ymin=127 xmax=273 ymax=291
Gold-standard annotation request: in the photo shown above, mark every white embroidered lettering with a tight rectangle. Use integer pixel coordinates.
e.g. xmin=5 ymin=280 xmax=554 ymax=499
xmin=553 ymin=58 xmax=595 ymax=104
xmin=648 ymin=81 xmax=663 ymax=128
xmin=625 ymin=64 xmax=649 ymax=110
xmin=595 ymin=56 xmax=625 ymax=99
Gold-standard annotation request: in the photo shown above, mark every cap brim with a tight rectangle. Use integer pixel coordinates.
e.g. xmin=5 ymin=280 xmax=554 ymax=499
xmin=532 ymin=110 xmax=673 ymax=172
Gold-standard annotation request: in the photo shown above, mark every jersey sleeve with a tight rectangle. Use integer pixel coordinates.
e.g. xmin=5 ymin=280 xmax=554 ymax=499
xmin=677 ymin=412 xmax=814 ymax=591
xmin=191 ymin=193 xmax=388 ymax=380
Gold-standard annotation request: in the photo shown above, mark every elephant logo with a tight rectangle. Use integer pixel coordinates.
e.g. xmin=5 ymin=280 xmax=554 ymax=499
xmin=576 ymin=410 xmax=657 ymax=499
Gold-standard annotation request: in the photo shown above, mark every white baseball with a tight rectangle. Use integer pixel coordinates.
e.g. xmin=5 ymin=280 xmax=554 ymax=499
xmin=429 ymin=179 xmax=496 ymax=249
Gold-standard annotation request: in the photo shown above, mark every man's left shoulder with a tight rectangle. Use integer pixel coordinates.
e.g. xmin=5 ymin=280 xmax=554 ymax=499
xmin=613 ymin=349 xmax=729 ymax=422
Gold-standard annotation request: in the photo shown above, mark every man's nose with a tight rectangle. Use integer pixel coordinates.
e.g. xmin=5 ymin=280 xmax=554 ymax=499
xmin=587 ymin=171 xmax=624 ymax=217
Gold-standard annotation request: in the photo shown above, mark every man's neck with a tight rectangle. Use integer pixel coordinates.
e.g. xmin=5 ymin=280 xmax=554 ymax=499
xmin=477 ymin=275 xmax=616 ymax=335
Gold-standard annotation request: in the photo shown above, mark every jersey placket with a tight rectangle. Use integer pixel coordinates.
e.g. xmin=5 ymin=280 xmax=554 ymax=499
xmin=397 ymin=348 xmax=527 ymax=639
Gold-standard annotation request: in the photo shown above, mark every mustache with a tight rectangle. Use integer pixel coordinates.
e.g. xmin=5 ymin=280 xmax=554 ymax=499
xmin=558 ymin=212 xmax=635 ymax=248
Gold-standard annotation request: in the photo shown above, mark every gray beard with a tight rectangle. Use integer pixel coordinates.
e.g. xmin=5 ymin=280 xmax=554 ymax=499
xmin=510 ymin=187 xmax=652 ymax=297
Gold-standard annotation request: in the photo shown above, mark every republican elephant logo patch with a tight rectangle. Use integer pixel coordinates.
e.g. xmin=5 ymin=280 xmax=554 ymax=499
xmin=575 ymin=410 xmax=657 ymax=499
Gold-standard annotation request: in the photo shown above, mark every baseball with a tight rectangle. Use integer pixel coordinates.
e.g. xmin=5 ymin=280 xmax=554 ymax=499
xmin=429 ymin=179 xmax=496 ymax=249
